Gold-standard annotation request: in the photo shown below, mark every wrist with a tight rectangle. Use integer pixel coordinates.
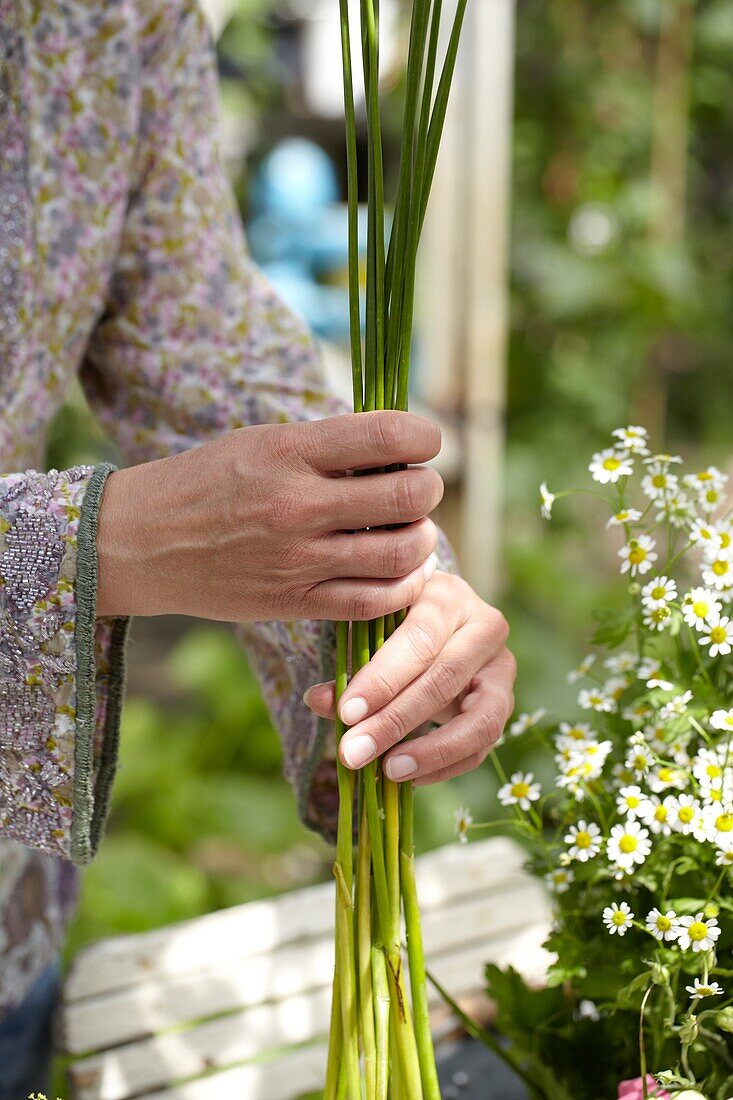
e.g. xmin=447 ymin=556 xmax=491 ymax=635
xmin=96 ymin=464 xmax=159 ymax=617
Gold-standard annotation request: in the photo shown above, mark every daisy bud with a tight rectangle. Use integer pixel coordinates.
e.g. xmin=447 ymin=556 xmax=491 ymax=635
xmin=715 ymin=1006 xmax=733 ymax=1033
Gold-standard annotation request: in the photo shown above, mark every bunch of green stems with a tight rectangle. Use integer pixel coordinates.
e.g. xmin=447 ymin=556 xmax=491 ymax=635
xmin=324 ymin=2 xmax=467 ymax=1098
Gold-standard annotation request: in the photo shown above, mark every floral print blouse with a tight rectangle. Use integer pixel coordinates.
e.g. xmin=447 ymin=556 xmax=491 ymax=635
xmin=0 ymin=0 xmax=455 ymax=1018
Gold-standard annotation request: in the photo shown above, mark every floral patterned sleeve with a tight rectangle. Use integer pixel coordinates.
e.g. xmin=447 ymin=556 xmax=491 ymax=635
xmin=0 ymin=463 xmax=128 ymax=863
xmin=78 ymin=0 xmax=456 ymax=838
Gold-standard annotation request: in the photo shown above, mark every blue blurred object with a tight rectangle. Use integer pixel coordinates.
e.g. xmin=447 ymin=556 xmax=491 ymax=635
xmin=248 ymin=138 xmax=377 ymax=344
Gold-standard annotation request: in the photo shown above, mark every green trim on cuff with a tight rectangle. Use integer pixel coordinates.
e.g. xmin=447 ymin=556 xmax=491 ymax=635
xmin=297 ymin=618 xmax=337 ymax=831
xmin=71 ymin=463 xmax=130 ymax=866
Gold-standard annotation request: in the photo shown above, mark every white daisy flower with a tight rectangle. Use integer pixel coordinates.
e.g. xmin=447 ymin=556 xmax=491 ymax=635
xmin=690 ymin=517 xmax=719 ymax=546
xmin=677 ymin=913 xmax=721 ymax=952
xmin=702 ymin=554 xmax=732 ymax=592
xmin=655 ymin=492 xmax=693 ymax=528
xmin=619 ymin=535 xmax=657 ymax=577
xmin=636 ymin=657 xmax=674 ymax=690
xmin=715 ymin=836 xmax=733 ymax=867
xmin=648 ymin=765 xmax=689 ymax=794
xmin=668 ymin=794 xmax=703 ymax=835
xmin=625 ymin=739 xmax=655 ymax=777
xmin=612 ymin=426 xmax=649 ymax=455
xmin=642 ymin=464 xmax=679 ymax=501
xmin=606 ymin=820 xmax=652 ymax=869
xmin=498 ymin=771 xmax=542 ymax=811
xmin=607 ymin=508 xmax=643 ymax=528
xmin=454 ymin=806 xmax=473 ymax=844
xmin=686 ymin=978 xmax=724 ymax=1000
xmin=643 ymin=603 xmax=673 ymax=632
xmin=508 ymin=709 xmax=546 ymax=737
xmin=699 ymin=615 xmax=733 ymax=658
xmin=556 ymin=720 xmax=597 ymax=747
xmin=637 ymin=794 xmax=673 ymax=836
xmin=578 ymin=687 xmax=616 ymax=713
xmin=622 ymin=700 xmax=654 ymax=724
xmin=643 ymin=453 xmax=683 ymax=465
xmin=697 ymin=483 xmax=727 ymax=514
xmin=714 ymin=520 xmax=733 ymax=555
xmin=564 ymin=820 xmax=602 ymax=862
xmin=566 ymin=654 xmax=596 ymax=683
xmin=685 ymin=466 xmax=728 ymax=494
xmin=711 ymin=709 xmax=733 ymax=733
xmin=645 ymin=907 xmax=680 ymax=942
xmin=659 ymin=691 xmax=693 ymax=723
xmin=539 ymin=481 xmax=555 ymax=521
xmin=602 ymin=901 xmax=634 ymax=936
xmin=616 ymin=785 xmax=645 ymax=820
xmin=604 ymin=651 xmax=637 ymax=674
xmin=589 ymin=448 xmax=634 ymax=485
xmin=545 ymin=867 xmax=574 ymax=894
xmin=682 ymin=587 xmax=722 ymax=629
xmin=641 ymin=576 xmax=677 ymax=608
xmin=701 ymin=805 xmax=733 ymax=846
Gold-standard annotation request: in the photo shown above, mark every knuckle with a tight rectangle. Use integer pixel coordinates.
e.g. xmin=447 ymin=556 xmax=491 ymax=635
xmin=425 ymin=467 xmax=445 ymax=509
xmin=405 ymin=620 xmax=440 ymax=664
xmin=428 ymin=659 xmax=464 ymax=703
xmin=477 ymin=709 xmax=504 ymax=748
xmin=369 ymin=411 xmax=403 ymax=459
xmin=392 ymin=473 xmax=419 ymax=518
xmin=379 ymin=707 xmax=407 ymax=745
xmin=349 ymin=588 xmax=380 ymax=623
xmin=505 ymin=648 xmax=518 ymax=683
xmin=384 ymin=534 xmax=415 ymax=577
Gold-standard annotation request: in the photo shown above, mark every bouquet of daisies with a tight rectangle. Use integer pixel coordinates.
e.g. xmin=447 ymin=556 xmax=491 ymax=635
xmin=455 ymin=426 xmax=733 ymax=1099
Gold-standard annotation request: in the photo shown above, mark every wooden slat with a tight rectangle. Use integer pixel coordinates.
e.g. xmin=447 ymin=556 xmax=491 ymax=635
xmin=63 ymin=873 xmax=545 ymax=1054
xmin=69 ymin=920 xmax=552 ymax=1100
xmin=65 ymin=838 xmax=526 ymax=1002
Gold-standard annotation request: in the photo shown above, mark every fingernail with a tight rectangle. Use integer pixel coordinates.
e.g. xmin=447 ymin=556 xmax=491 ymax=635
xmin=343 ymin=734 xmax=377 ymax=769
xmin=340 ymin=696 xmax=369 ymax=725
xmin=423 ymin=553 xmax=438 ymax=582
xmin=302 ymin=682 xmax=327 ymax=707
xmin=385 ymin=755 xmax=418 ymax=780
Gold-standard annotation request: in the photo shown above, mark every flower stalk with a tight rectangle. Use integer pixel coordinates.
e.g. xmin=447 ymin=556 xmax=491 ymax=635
xmin=325 ymin=0 xmax=469 ymax=1094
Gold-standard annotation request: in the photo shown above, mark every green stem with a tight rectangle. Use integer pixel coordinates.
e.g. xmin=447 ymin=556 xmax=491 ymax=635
xmin=338 ymin=0 xmax=363 ymax=412
xmin=334 ymin=622 xmax=361 ymax=1100
xmin=372 ymin=944 xmax=391 ymax=1100
xmin=401 ymin=782 xmax=441 ymax=1098
xmin=357 ymin=798 xmax=377 ymax=1100
xmin=324 ymin=974 xmax=342 ymax=1100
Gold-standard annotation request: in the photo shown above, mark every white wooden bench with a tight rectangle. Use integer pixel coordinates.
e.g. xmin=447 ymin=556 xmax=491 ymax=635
xmin=59 ymin=837 xmax=552 ymax=1100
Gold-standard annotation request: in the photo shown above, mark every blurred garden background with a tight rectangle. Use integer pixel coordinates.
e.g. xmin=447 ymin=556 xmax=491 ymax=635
xmin=49 ymin=0 xmax=733 ymax=1020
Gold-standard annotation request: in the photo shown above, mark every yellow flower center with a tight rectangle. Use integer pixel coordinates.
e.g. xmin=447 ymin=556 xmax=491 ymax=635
xmin=707 ymin=764 xmax=722 ymax=779
xmin=657 ymin=915 xmax=672 ymax=932
xmin=655 ymin=806 xmax=668 ymax=823
xmin=652 ymin=474 xmax=667 ymax=489
xmin=511 ymin=782 xmax=530 ymax=800
xmin=612 ymin=911 xmax=627 ymax=926
xmin=710 ymin=788 xmax=723 ymax=803
xmin=688 ymin=921 xmax=708 ymax=943
xmin=619 ymin=835 xmax=638 ymax=854
xmin=713 ymin=560 xmax=729 ymax=577
xmin=603 ymin=457 xmax=622 ymax=471
xmin=715 ymin=814 xmax=733 ymax=833
xmin=629 ymin=547 xmax=647 ymax=565
xmin=721 ymin=532 xmax=732 ymax=549
xmin=706 ymin=489 xmax=719 ymax=503
xmin=649 ymin=607 xmax=670 ymax=624
xmin=658 ymin=767 xmax=675 ymax=783
xmin=569 ymin=728 xmax=586 ymax=740
xmin=678 ymin=806 xmax=694 ymax=824
xmin=693 ymin=601 xmax=709 ymax=618
xmin=711 ymin=627 xmax=727 ymax=644
xmin=575 ymin=831 xmax=591 ymax=849
xmin=625 ymin=795 xmax=640 ymax=809
xmin=651 ymin=586 xmax=667 ymax=600
xmin=697 ymin=471 xmax=713 ymax=482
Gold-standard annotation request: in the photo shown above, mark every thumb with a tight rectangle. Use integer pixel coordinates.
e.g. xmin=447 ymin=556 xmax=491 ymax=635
xmin=303 ymin=680 xmax=337 ymax=719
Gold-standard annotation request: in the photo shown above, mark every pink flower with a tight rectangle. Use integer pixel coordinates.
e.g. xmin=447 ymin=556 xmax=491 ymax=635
xmin=618 ymin=1079 xmax=670 ymax=1100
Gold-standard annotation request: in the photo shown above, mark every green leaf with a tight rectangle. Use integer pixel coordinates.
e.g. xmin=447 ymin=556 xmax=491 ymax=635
xmin=590 ymin=607 xmax=636 ymax=649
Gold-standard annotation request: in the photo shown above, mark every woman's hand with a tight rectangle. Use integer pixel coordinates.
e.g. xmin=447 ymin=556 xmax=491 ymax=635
xmin=303 ymin=571 xmax=516 ymax=785
xmin=96 ymin=411 xmax=443 ymax=622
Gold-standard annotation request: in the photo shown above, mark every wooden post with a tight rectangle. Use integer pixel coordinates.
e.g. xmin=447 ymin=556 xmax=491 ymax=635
xmin=417 ymin=0 xmax=515 ymax=600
